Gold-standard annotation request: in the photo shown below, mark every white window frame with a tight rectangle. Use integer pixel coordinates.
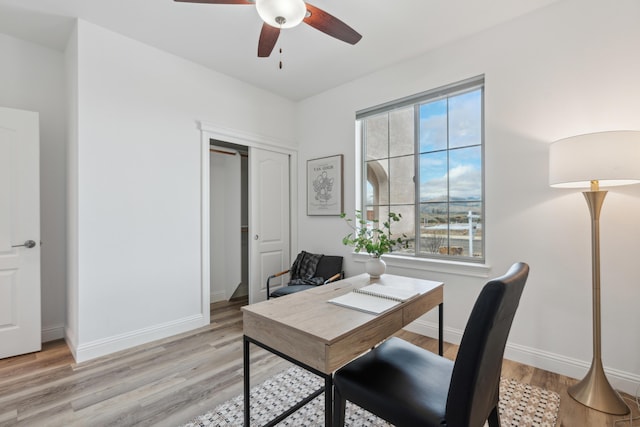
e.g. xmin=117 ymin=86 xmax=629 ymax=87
xmin=356 ymin=76 xmax=489 ymax=273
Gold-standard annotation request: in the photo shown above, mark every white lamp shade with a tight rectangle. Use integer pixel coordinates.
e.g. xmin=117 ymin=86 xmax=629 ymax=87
xmin=256 ymin=0 xmax=306 ymax=29
xmin=549 ymin=130 xmax=640 ymax=188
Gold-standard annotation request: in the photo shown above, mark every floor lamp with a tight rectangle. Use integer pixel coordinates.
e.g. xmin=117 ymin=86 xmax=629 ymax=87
xmin=549 ymin=130 xmax=640 ymax=415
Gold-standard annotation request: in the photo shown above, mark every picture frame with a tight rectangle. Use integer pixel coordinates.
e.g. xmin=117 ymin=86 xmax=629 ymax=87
xmin=307 ymin=154 xmax=343 ymax=216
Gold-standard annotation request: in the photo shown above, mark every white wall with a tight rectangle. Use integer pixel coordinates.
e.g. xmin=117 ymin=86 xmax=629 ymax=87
xmin=67 ymin=20 xmax=296 ymax=361
xmin=0 ymin=32 xmax=67 ymax=342
xmin=295 ymin=0 xmax=640 ymax=394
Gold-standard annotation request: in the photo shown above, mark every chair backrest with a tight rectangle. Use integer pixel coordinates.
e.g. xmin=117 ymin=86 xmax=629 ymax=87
xmin=445 ymin=262 xmax=529 ymax=427
xmin=314 ymin=255 xmax=344 ymax=281
xmin=290 ymin=251 xmax=324 ymax=280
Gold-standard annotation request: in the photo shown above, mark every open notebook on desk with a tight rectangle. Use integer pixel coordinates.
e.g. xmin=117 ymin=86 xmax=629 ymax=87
xmin=328 ymin=283 xmax=420 ymax=315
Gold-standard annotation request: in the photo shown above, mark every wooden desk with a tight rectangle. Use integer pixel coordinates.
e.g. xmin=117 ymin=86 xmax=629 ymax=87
xmin=242 ymin=273 xmax=444 ymax=427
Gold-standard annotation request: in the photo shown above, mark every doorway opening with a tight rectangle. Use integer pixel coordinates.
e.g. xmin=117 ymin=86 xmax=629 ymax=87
xmin=199 ymin=121 xmax=298 ymax=322
xmin=209 ymin=140 xmax=249 ymax=305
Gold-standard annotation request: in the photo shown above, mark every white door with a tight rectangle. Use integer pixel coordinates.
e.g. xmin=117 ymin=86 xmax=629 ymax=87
xmin=249 ymin=148 xmax=289 ymax=303
xmin=0 ymin=107 xmax=41 ymax=359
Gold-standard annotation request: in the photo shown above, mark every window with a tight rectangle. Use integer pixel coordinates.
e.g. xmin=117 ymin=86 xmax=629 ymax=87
xmin=358 ymin=77 xmax=484 ymax=262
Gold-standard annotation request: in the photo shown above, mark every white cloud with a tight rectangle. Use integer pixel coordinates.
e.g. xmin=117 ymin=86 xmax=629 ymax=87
xmin=421 ymin=164 xmax=481 ymax=200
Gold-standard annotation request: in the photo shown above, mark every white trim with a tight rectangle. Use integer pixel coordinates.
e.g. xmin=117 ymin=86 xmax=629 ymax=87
xmin=503 ymin=343 xmax=640 ymax=397
xmin=200 ymin=125 xmax=211 ymax=321
xmin=72 ymin=314 xmax=206 ymax=363
xmin=404 ymin=319 xmax=640 ymax=395
xmin=42 ymin=324 xmax=65 ymax=342
xmin=199 ymin=121 xmax=296 ymax=155
xmin=64 ymin=325 xmax=78 ymax=361
xmin=351 ymin=252 xmax=492 ymax=278
xmin=198 ymin=121 xmax=298 ymax=309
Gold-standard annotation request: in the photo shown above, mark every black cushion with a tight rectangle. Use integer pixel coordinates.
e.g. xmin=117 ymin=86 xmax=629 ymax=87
xmin=269 ymin=284 xmax=317 ymax=298
xmin=334 ymin=337 xmax=453 ymax=426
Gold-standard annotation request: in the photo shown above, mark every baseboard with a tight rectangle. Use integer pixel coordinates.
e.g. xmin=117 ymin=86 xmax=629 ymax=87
xmin=64 ymin=326 xmax=78 ymax=361
xmin=70 ymin=314 xmax=208 ymax=363
xmin=211 ymin=290 xmax=227 ymax=303
xmin=403 ymin=318 xmax=640 ymax=396
xmin=42 ymin=323 xmax=65 ymax=342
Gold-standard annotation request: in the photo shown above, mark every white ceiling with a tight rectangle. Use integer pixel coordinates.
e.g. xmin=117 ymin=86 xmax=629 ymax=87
xmin=0 ymin=0 xmax=560 ymax=101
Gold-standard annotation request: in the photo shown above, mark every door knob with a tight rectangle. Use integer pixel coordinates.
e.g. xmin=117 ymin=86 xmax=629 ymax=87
xmin=12 ymin=240 xmax=36 ymax=249
xmin=254 ymin=235 xmax=259 ymax=240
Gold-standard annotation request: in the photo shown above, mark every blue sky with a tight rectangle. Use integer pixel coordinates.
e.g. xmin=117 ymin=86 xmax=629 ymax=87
xmin=419 ymin=89 xmax=482 ymax=201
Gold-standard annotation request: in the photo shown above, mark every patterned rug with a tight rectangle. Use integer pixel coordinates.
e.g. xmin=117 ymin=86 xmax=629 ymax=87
xmin=181 ymin=366 xmax=560 ymax=427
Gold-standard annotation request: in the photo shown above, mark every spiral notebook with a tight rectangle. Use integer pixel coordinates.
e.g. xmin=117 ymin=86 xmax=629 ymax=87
xmin=328 ymin=283 xmax=419 ymax=315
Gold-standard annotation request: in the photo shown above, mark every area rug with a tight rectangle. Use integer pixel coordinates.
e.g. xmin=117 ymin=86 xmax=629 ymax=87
xmin=181 ymin=366 xmax=560 ymax=427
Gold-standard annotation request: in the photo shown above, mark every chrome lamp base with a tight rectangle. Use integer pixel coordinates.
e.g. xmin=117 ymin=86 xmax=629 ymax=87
xmin=568 ymin=358 xmax=629 ymax=415
xmin=569 ymin=189 xmax=630 ymax=416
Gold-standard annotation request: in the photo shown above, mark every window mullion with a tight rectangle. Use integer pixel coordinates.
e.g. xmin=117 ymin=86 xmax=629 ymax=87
xmin=413 ymin=104 xmax=420 ymax=256
xmin=360 ymin=120 xmax=366 ymax=213
xmin=446 ymin=97 xmax=451 ymax=254
xmin=386 ymin=113 xmax=391 ymax=227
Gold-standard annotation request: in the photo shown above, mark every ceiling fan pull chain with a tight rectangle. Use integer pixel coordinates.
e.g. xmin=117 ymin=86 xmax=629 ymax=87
xmin=278 ymin=19 xmax=283 ymax=70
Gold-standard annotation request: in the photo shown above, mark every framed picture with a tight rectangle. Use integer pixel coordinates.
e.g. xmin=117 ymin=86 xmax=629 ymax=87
xmin=307 ymin=154 xmax=343 ymax=216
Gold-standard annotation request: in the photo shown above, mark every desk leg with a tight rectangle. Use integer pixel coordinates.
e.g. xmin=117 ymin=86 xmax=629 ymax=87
xmin=439 ymin=302 xmax=443 ymax=356
xmin=325 ymin=375 xmax=333 ymax=427
xmin=243 ymin=335 xmax=250 ymax=427
xmin=243 ymin=336 xmax=329 ymax=426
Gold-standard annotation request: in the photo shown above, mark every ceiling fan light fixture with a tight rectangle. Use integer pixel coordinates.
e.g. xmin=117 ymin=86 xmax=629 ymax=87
xmin=255 ymin=0 xmax=306 ymax=29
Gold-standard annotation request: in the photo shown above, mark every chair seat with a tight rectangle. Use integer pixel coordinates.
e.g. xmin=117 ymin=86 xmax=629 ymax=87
xmin=270 ymin=284 xmax=317 ymax=298
xmin=333 ymin=337 xmax=454 ymax=426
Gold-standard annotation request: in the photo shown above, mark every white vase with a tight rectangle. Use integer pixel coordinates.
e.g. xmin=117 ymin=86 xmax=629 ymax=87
xmin=365 ymin=256 xmax=386 ymax=278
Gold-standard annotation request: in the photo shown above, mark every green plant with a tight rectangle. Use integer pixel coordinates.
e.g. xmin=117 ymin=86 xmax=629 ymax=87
xmin=340 ymin=210 xmax=408 ymax=257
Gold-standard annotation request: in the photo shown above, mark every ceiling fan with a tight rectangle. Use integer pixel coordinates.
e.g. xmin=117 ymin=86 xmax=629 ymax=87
xmin=174 ymin=0 xmax=362 ymax=58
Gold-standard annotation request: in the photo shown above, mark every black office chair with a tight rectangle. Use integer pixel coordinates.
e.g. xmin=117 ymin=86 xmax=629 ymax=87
xmin=266 ymin=251 xmax=344 ymax=299
xmin=333 ymin=262 xmax=529 ymax=427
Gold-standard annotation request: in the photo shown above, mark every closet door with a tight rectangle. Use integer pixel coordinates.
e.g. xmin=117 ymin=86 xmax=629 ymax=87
xmin=249 ymin=148 xmax=290 ymax=303
xmin=0 ymin=107 xmax=40 ymax=358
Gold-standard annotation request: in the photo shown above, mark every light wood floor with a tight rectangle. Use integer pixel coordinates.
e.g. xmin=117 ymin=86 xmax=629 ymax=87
xmin=1 ymin=298 xmax=638 ymax=426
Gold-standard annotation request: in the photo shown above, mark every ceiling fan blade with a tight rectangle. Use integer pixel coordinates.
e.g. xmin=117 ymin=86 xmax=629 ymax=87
xmin=174 ymin=0 xmax=253 ymax=4
xmin=303 ymin=3 xmax=362 ymax=45
xmin=258 ymin=23 xmax=280 ymax=57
